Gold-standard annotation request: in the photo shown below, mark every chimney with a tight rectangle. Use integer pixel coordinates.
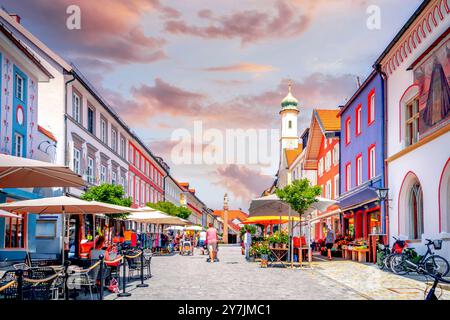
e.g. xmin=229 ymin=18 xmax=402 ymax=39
xmin=9 ymin=14 xmax=21 ymax=24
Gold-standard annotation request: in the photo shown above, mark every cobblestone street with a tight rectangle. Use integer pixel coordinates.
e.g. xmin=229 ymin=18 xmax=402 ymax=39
xmin=105 ymin=246 xmax=449 ymax=300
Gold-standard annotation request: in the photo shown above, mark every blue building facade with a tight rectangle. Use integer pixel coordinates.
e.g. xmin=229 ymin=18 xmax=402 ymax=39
xmin=337 ymin=71 xmax=386 ymax=240
xmin=0 ymin=24 xmax=59 ymax=264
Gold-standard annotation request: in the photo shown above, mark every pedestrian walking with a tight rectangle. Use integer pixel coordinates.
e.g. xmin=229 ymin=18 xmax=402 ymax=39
xmin=325 ymin=226 xmax=335 ymax=260
xmin=244 ymin=229 xmax=252 ymax=261
xmin=206 ymin=223 xmax=218 ymax=263
xmin=198 ymin=229 xmax=207 ymax=255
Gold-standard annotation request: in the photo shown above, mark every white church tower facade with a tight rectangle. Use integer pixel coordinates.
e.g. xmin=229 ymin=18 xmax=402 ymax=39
xmin=280 ymin=82 xmax=299 ymax=151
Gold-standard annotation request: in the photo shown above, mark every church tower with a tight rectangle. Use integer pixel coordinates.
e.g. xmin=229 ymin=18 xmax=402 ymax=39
xmin=280 ymin=81 xmax=300 ymax=151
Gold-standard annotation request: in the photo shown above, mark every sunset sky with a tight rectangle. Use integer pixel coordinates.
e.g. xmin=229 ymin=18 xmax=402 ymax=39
xmin=1 ymin=0 xmax=423 ymax=210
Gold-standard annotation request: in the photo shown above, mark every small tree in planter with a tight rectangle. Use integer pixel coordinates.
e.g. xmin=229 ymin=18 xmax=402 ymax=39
xmin=276 ymin=179 xmax=322 ymax=260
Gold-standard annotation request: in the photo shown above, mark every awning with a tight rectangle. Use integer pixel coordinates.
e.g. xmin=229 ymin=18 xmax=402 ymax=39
xmin=338 ymin=187 xmax=379 ymax=211
xmin=242 ymin=215 xmax=301 ymax=225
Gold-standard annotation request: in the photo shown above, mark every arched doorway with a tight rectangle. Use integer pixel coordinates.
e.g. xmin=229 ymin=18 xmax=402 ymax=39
xmin=439 ymin=158 xmax=450 ymax=233
xmin=399 ymin=172 xmax=424 ymax=240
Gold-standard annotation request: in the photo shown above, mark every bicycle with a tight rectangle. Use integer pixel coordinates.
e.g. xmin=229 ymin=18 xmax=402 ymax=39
xmin=402 ymin=259 xmax=450 ymax=300
xmin=376 ymin=242 xmax=390 ymax=270
xmin=383 ymin=236 xmax=408 ymax=271
xmin=391 ymin=239 xmax=450 ymax=277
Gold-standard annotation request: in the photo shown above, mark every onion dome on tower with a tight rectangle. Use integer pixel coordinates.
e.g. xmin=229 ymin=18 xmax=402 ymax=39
xmin=280 ymin=81 xmax=299 ymax=112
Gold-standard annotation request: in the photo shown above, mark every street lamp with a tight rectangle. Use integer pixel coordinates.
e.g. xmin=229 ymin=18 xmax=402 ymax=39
xmin=375 ymin=187 xmax=389 ymax=201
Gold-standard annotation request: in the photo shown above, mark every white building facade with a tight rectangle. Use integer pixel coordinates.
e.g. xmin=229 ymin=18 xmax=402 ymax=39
xmin=375 ymin=0 xmax=450 ymax=258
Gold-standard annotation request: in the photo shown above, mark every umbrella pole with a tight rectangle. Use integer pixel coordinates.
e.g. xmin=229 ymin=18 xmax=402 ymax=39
xmin=61 ymin=209 xmax=65 ymax=266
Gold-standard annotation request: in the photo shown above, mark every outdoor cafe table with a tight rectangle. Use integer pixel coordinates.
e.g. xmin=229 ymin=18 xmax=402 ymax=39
xmin=268 ymin=247 xmax=288 ymax=268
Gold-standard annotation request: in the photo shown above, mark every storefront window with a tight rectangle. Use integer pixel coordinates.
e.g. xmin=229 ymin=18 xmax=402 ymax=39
xmin=368 ymin=211 xmax=381 ymax=234
xmin=4 ymin=213 xmax=26 ymax=248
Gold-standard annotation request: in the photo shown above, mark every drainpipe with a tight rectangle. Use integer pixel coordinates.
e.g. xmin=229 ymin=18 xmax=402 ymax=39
xmin=64 ymin=72 xmax=76 ymax=196
xmin=374 ymin=63 xmax=389 ymax=245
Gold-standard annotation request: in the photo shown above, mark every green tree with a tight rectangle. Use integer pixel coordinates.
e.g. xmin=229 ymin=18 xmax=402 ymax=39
xmin=81 ymin=184 xmax=132 ymax=219
xmin=147 ymin=201 xmax=191 ymax=220
xmin=275 ymin=178 xmax=322 ymax=218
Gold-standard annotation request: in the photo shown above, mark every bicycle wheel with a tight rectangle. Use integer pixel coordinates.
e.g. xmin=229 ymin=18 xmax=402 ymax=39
xmin=390 ymin=254 xmax=409 ymax=275
xmin=423 ymin=255 xmax=450 ymax=277
xmin=384 ymin=253 xmax=395 ymax=271
xmin=376 ymin=251 xmax=386 ymax=270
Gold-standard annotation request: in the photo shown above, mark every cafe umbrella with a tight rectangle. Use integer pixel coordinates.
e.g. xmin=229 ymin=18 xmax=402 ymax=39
xmin=128 ymin=208 xmax=190 ymax=226
xmin=0 ymin=196 xmax=138 ymax=265
xmin=0 ymin=209 xmax=21 ymax=219
xmin=248 ymin=194 xmax=337 ymax=267
xmin=0 ymin=154 xmax=85 ymax=188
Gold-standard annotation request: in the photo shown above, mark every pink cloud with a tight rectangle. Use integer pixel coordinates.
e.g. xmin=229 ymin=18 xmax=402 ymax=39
xmin=2 ymin=0 xmax=173 ymax=67
xmin=214 ymin=164 xmax=274 ymax=203
xmin=164 ymin=0 xmax=310 ymax=45
xmin=202 ymin=62 xmax=278 ymax=73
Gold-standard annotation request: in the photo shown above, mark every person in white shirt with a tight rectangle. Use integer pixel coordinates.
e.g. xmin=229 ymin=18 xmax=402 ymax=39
xmin=244 ymin=229 xmax=252 ymax=261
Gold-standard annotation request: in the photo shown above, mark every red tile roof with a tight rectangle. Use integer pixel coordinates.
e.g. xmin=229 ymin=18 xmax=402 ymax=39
xmin=38 ymin=125 xmax=57 ymax=142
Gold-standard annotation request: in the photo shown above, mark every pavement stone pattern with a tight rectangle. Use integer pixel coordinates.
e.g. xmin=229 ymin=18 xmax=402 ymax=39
xmin=311 ymin=255 xmax=450 ymax=300
xmin=105 ymin=245 xmax=442 ymax=300
xmin=105 ymin=246 xmax=365 ymax=300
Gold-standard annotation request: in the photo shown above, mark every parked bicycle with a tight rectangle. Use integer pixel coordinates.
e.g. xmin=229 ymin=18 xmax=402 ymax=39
xmin=402 ymin=259 xmax=450 ymax=300
xmin=383 ymin=236 xmax=408 ymax=271
xmin=376 ymin=242 xmax=390 ymax=270
xmin=390 ymin=239 xmax=450 ymax=277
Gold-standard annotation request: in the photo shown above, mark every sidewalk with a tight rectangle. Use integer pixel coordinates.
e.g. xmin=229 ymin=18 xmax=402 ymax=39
xmin=310 ymin=254 xmax=450 ymax=300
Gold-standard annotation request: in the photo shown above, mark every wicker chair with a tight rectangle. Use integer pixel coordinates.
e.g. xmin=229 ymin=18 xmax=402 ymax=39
xmin=125 ymin=250 xmax=141 ymax=281
xmin=66 ymin=262 xmax=101 ymax=300
xmin=143 ymin=249 xmax=153 ymax=279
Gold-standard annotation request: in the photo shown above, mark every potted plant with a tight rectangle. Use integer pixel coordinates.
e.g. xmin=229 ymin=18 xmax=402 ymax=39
xmin=259 ymin=243 xmax=270 ymax=268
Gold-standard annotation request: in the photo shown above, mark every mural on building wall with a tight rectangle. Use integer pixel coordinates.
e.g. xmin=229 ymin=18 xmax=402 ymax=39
xmin=415 ymin=40 xmax=450 ymax=137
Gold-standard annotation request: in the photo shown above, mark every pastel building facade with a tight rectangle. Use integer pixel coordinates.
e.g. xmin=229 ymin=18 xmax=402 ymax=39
xmin=374 ymin=0 xmax=450 ymax=258
xmin=337 ymin=71 xmax=386 ymax=240
xmin=0 ymin=22 xmax=59 ymax=261
xmin=304 ymin=110 xmax=341 ymax=240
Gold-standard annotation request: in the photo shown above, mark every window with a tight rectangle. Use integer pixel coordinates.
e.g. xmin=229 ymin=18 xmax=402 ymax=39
xmin=405 ymin=98 xmax=419 ymax=146
xmin=345 ymin=163 xmax=351 ymax=192
xmin=130 ymin=174 xmax=135 ymax=199
xmin=120 ymin=176 xmax=125 ymax=190
xmin=112 ymin=171 xmax=117 ymax=185
xmin=288 ymin=120 xmax=292 ymax=129
xmin=120 ymin=137 xmax=126 ymax=158
xmin=16 ymin=74 xmax=24 ymax=101
xmin=334 ymin=174 xmax=339 ymax=199
xmin=87 ymin=157 xmax=94 ymax=184
xmin=135 ymin=178 xmax=140 ymax=204
xmin=318 ymin=158 xmax=324 ymax=176
xmin=72 ymin=92 xmax=81 ymax=123
xmin=356 ymin=104 xmax=362 ymax=135
xmin=368 ymin=90 xmax=375 ymax=124
xmin=356 ymin=155 xmax=362 ymax=186
xmin=73 ymin=147 xmax=81 ymax=174
xmin=368 ymin=145 xmax=376 ymax=180
xmin=345 ymin=118 xmax=351 ymax=144
xmin=14 ymin=133 xmax=24 ymax=157
xmin=100 ymin=165 xmax=107 ymax=183
xmin=333 ymin=144 xmax=339 ymax=165
xmin=100 ymin=118 xmax=107 ymax=144
xmin=325 ymin=180 xmax=332 ymax=199
xmin=4 ymin=213 xmax=26 ymax=248
xmin=408 ymin=182 xmax=423 ymax=240
xmin=325 ymin=151 xmax=331 ymax=172
xmin=87 ymin=107 xmax=95 ymax=134
xmin=111 ymin=128 xmax=118 ymax=152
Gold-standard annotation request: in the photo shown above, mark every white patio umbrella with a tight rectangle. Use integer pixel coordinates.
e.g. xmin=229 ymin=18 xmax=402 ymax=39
xmin=0 ymin=209 xmax=21 ymax=219
xmin=128 ymin=208 xmax=190 ymax=226
xmin=0 ymin=196 xmax=138 ymax=265
xmin=184 ymin=225 xmax=203 ymax=231
xmin=0 ymin=154 xmax=85 ymax=188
